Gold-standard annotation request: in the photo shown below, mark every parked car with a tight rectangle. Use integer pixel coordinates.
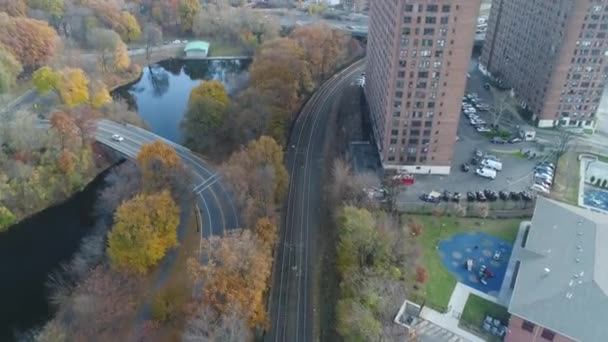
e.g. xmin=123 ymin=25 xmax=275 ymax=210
xmin=484 ymin=154 xmax=500 ymax=162
xmin=467 ymin=192 xmax=476 ymax=201
xmin=476 ymin=126 xmax=492 ymax=133
xmin=508 ymin=137 xmax=522 ymax=143
xmin=474 ymin=149 xmax=484 ymax=158
xmin=534 ymin=177 xmax=552 ymax=187
xmin=461 ymin=163 xmax=470 ymax=172
xmin=510 ymin=191 xmax=521 ymax=201
xmin=471 ymin=157 xmax=480 ymax=165
xmin=537 ymin=161 xmax=555 ymax=169
xmin=476 ymin=191 xmax=487 ymax=201
xmin=420 ymin=193 xmax=440 ymax=203
xmin=452 ymin=192 xmax=461 ymax=202
xmin=535 ymin=166 xmax=554 ymax=175
xmin=481 ymin=159 xmax=503 ymax=171
xmin=476 ymin=167 xmax=497 ymax=180
xmin=499 ymin=191 xmax=509 ymax=200
xmin=491 ymin=137 xmax=507 ymax=144
xmin=521 ymin=191 xmax=534 ymax=201
xmin=442 ymin=191 xmax=452 ymax=201
xmin=531 ymin=183 xmax=550 ymax=194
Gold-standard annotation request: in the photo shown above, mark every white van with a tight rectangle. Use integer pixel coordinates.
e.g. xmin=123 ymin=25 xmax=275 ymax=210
xmin=481 ymin=158 xmax=503 ymax=171
xmin=476 ymin=167 xmax=497 ymax=180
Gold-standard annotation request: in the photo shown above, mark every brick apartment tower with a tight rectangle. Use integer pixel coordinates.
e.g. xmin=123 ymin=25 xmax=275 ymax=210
xmin=365 ymin=0 xmax=480 ymax=174
xmin=481 ymin=0 xmax=608 ymax=128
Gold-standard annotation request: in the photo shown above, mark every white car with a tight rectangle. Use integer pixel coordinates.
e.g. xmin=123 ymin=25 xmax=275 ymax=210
xmin=111 ymin=134 xmax=124 ymax=142
xmin=476 ymin=126 xmax=492 ymax=133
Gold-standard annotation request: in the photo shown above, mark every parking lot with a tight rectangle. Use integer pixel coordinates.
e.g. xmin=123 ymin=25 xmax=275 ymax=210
xmin=397 ymin=53 xmax=556 ymax=204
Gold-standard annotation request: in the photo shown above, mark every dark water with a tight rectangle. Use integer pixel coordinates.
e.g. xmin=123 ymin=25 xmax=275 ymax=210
xmin=0 ymin=165 xmax=115 ymax=341
xmin=114 ymin=58 xmax=251 ymax=142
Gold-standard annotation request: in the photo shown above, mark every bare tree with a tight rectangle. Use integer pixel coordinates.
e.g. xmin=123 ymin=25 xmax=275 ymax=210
xmin=488 ymin=88 xmax=513 ymax=128
xmin=183 ymin=306 xmax=252 ymax=342
xmin=555 ymin=125 xmax=574 ymax=159
xmin=87 ymin=28 xmax=119 ymax=73
xmin=142 ymin=23 xmax=163 ymax=63
xmin=95 ymin=161 xmax=142 ymax=217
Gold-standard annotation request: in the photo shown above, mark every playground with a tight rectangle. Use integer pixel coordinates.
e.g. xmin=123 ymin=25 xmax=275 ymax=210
xmin=438 ymin=232 xmax=512 ymax=296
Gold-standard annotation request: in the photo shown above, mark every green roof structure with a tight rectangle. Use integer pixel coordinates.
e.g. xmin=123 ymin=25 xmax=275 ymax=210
xmin=184 ymin=41 xmax=210 ymax=58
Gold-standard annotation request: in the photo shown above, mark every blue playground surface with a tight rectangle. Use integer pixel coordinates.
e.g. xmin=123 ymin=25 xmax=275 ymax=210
xmin=438 ymin=232 xmax=512 ymax=296
xmin=583 ymin=186 xmax=608 ymax=212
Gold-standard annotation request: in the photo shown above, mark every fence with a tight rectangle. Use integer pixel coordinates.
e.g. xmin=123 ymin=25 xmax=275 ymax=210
xmin=396 ymin=200 xmax=535 ymax=219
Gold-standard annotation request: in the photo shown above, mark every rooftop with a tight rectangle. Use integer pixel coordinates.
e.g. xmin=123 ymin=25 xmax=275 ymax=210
xmin=509 ymin=197 xmax=608 ymax=341
xmin=184 ymin=41 xmax=210 ymax=52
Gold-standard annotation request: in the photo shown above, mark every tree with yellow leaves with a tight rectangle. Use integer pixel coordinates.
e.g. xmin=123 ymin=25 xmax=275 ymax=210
xmin=108 ymin=191 xmax=180 ymax=274
xmin=56 ymin=68 xmax=90 ymax=108
xmin=57 ymin=149 xmax=76 ymax=174
xmin=118 ymin=11 xmax=141 ymax=43
xmin=90 ymin=81 xmax=112 ymax=108
xmin=32 ymin=66 xmax=59 ymax=95
xmin=137 ymin=140 xmax=182 ymax=193
xmin=113 ymin=41 xmax=130 ymax=71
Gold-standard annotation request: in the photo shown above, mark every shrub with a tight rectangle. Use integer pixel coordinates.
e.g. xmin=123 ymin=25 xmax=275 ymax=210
xmin=151 ymin=285 xmax=185 ymax=323
xmin=590 ymin=176 xmax=596 ymax=183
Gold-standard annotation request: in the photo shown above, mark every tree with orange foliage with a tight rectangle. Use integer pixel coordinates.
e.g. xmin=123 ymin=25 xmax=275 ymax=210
xmin=188 ymin=229 xmax=272 ymax=329
xmin=0 ymin=0 xmax=27 ymax=17
xmin=57 ymin=149 xmax=76 ymax=174
xmin=291 ymin=23 xmax=349 ymax=81
xmin=50 ymin=111 xmax=78 ymax=149
xmin=253 ymin=217 xmax=277 ymax=248
xmin=137 ymin=140 xmax=182 ymax=193
xmin=249 ymin=38 xmax=313 ymax=114
xmin=0 ymin=13 xmax=59 ymax=68
xmin=70 ymin=106 xmax=99 ymax=146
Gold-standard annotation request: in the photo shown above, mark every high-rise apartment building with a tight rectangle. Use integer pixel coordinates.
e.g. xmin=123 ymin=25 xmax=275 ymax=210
xmin=365 ymin=0 xmax=481 ymax=174
xmin=481 ymin=0 xmax=608 ymax=128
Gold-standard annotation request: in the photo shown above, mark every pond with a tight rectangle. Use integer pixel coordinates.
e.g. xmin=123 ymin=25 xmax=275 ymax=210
xmin=113 ymin=58 xmax=251 ymax=142
xmin=0 ymin=165 xmax=115 ymax=341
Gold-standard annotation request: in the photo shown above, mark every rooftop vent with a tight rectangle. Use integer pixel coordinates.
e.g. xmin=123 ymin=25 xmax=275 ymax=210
xmin=566 ymin=292 xmax=573 ymax=299
xmin=542 ymin=267 xmax=551 ymax=277
xmin=577 ymin=231 xmax=583 ymax=236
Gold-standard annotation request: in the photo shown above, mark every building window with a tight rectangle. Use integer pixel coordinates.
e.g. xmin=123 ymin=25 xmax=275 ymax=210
xmin=388 ymin=156 xmax=395 ymax=161
xmin=403 ymin=16 xmax=412 ymax=24
xmin=423 ymin=28 xmax=435 ymax=35
xmin=442 ymin=4 xmax=451 ymax=13
xmin=425 ymin=16 xmax=436 ymax=24
xmin=404 ymin=4 xmax=413 ymax=12
xmin=407 ymin=156 xmax=417 ymax=162
xmin=390 ymin=138 xmax=397 ymax=144
xmin=440 ymin=16 xmax=449 ymax=24
xmin=391 ymin=129 xmax=399 ymax=136
xmin=541 ymin=329 xmax=555 ymax=341
xmin=403 ymin=27 xmax=411 ymax=35
xmin=521 ymin=320 xmax=535 ymax=333
xmin=426 ymin=4 xmax=438 ymax=12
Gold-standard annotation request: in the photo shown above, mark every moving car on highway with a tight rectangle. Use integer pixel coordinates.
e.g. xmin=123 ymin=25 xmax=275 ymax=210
xmin=111 ymin=134 xmax=124 ymax=142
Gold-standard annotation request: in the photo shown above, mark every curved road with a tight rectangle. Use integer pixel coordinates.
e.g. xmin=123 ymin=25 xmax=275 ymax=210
xmin=266 ymin=60 xmax=365 ymax=342
xmin=95 ymin=119 xmax=239 ymax=239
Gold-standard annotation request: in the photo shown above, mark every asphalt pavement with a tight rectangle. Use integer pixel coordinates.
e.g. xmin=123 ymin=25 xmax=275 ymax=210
xmin=95 ymin=120 xmax=239 ymax=239
xmin=265 ymin=60 xmax=366 ymax=342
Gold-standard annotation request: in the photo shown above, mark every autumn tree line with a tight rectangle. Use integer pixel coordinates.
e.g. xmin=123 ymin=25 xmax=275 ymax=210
xmin=29 ymin=140 xmax=193 ymax=340
xmin=182 ymin=22 xmax=365 ymax=158
xmin=328 ymin=160 xmax=428 ymax=341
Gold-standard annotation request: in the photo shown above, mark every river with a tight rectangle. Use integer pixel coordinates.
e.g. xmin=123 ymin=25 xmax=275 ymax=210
xmin=114 ymin=58 xmax=251 ymax=142
xmin=0 ymin=164 xmax=116 ymax=341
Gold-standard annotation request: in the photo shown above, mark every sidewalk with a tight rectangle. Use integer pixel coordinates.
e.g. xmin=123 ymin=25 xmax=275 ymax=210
xmin=420 ymin=282 xmax=500 ymax=342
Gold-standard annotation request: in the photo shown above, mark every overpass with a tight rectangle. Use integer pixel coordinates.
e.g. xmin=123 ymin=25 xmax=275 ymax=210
xmin=68 ymin=119 xmax=240 ymax=240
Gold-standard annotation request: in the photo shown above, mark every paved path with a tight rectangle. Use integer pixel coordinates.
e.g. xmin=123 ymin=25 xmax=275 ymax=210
xmin=420 ymin=282 xmax=500 ymax=342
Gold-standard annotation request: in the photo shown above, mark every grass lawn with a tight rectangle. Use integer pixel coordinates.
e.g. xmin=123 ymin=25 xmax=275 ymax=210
xmin=404 ymin=215 xmax=520 ymax=312
xmin=460 ymin=294 xmax=510 ymax=342
xmin=552 ymin=152 xmax=580 ymax=206
xmin=207 ymin=39 xmax=249 ymax=57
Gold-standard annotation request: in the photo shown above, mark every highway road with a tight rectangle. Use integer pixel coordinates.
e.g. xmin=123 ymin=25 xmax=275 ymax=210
xmin=95 ymin=119 xmax=239 ymax=240
xmin=266 ymin=59 xmax=365 ymax=342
